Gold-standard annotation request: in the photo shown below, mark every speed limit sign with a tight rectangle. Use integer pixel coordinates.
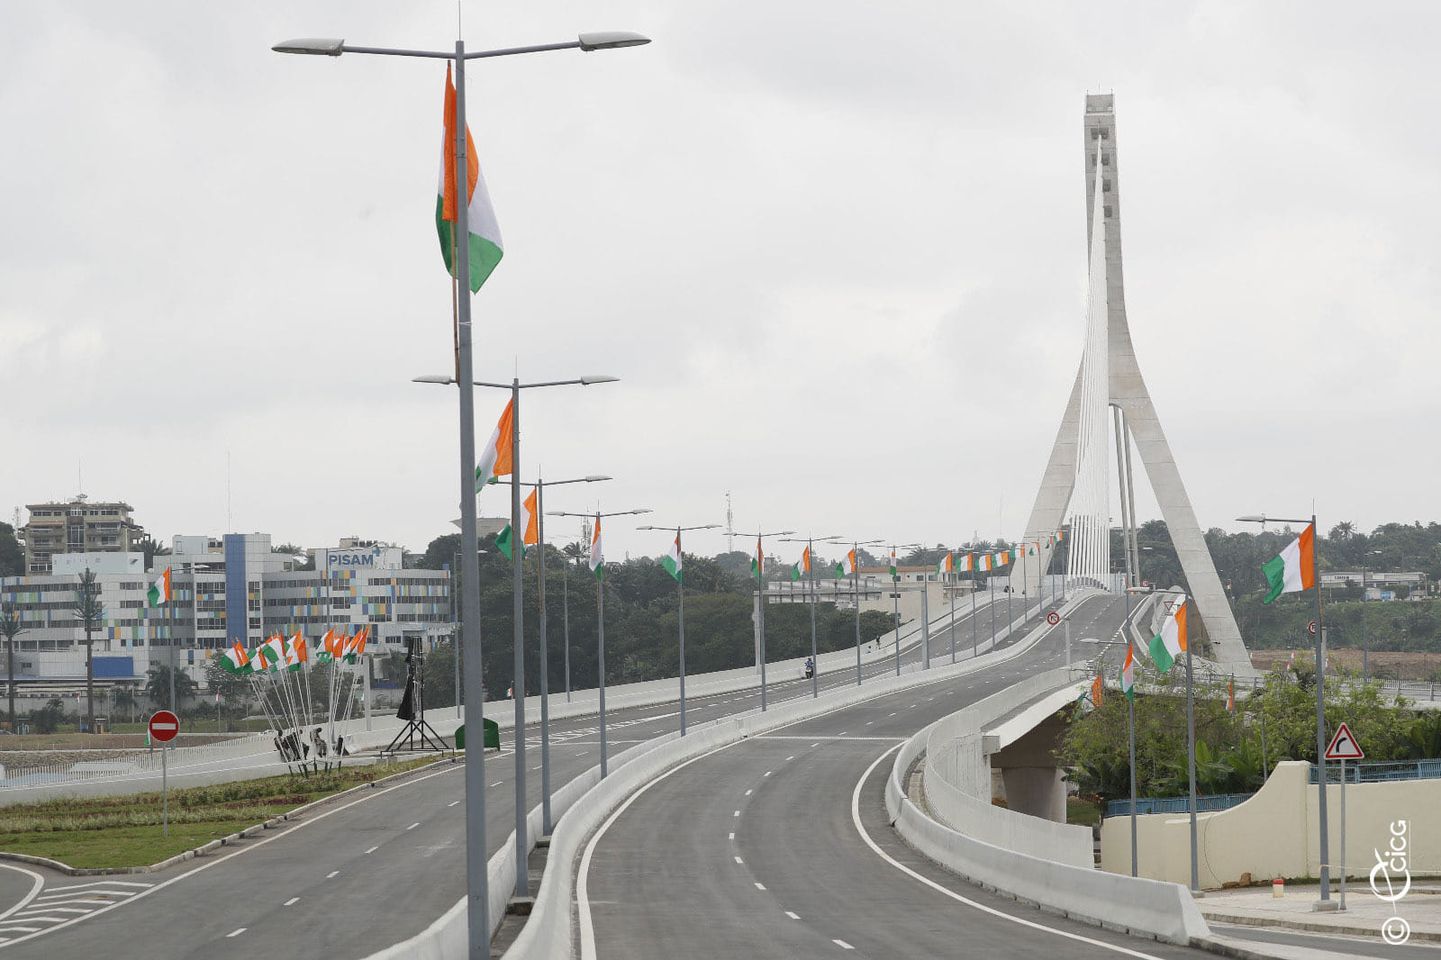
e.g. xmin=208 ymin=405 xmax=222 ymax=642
xmin=1046 ymin=611 xmax=1061 ymax=626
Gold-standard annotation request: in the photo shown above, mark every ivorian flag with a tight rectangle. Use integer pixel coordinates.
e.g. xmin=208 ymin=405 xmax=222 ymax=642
xmin=993 ymin=550 xmax=1010 ymax=567
xmin=834 ymin=548 xmax=858 ymax=578
xmin=253 ymin=635 xmax=285 ymax=672
xmin=474 ymin=398 xmax=515 ymax=493
xmin=751 ymin=538 xmax=765 ymax=580
xmin=220 ymin=641 xmax=251 ymax=675
xmin=937 ymin=552 xmax=954 ymax=576
xmin=1261 ymin=523 xmax=1316 ymax=604
xmin=147 ymin=567 xmax=172 ymax=607
xmin=589 ymin=515 xmax=604 ymax=580
xmin=1121 ymin=643 xmax=1136 ymax=701
xmin=1090 ymin=673 xmax=1104 ymax=708
xmin=791 ymin=545 xmax=811 ymax=581
xmin=1149 ymin=595 xmax=1189 ymax=674
xmin=958 ymin=553 xmax=974 ymax=573
xmin=437 ymin=64 xmax=503 ymax=292
xmin=1227 ymin=676 xmax=1236 ymax=712
xmin=661 ymin=532 xmax=683 ymax=583
xmin=497 ymin=488 xmax=539 ymax=559
xmin=343 ymin=626 xmax=370 ymax=663
xmin=887 ymin=550 xmax=898 ymax=579
xmin=284 ymin=632 xmax=309 ymax=671
xmin=978 ymin=553 xmax=992 ymax=573
xmin=1056 ymin=529 xmax=1066 ymax=542
xmin=319 ymin=628 xmax=344 ymax=663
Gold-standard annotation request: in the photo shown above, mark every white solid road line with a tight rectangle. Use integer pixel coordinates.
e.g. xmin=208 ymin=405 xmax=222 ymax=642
xmin=226 ymin=928 xmax=246 ymax=938
xmin=0 ymin=866 xmax=44 ymax=925
xmin=40 ymin=880 xmax=150 ymax=892
xmin=849 ymin=745 xmax=1167 ymax=960
xmin=284 ymin=897 xmax=300 ymax=907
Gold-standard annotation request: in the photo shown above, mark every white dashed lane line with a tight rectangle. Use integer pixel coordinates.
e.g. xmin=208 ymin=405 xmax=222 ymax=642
xmin=326 ymin=871 xmax=339 ymax=879
xmin=364 ymin=845 xmax=379 ymax=855
xmin=284 ymin=897 xmax=300 ymax=907
xmin=226 ymin=928 xmax=247 ymax=938
xmin=406 ymin=822 xmax=420 ymax=831
xmin=785 ymin=911 xmax=800 ymax=920
xmin=834 ymin=939 xmax=855 ymax=950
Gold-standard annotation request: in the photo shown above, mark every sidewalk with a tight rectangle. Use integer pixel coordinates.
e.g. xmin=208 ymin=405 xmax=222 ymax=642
xmin=1198 ymin=883 xmax=1441 ymax=944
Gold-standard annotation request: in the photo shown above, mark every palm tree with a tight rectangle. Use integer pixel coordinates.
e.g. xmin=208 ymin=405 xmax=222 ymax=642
xmin=73 ymin=569 xmax=105 ymax=733
xmin=0 ymin=601 xmax=23 ymax=731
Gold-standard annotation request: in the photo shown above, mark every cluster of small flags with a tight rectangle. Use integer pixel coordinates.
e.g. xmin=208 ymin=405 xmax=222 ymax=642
xmin=218 ymin=626 xmax=369 ymax=676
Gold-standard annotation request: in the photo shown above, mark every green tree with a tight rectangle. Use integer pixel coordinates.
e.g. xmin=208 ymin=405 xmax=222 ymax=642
xmin=0 ymin=600 xmax=22 ymax=731
xmin=0 ymin=522 xmax=23 ymax=578
xmin=145 ymin=664 xmax=197 ymax=711
xmin=30 ymin=697 xmax=65 ymax=734
xmin=204 ymin=659 xmax=251 ymax=730
xmin=111 ymin=682 xmax=140 ymax=724
xmin=73 ymin=569 xmax=104 ymax=733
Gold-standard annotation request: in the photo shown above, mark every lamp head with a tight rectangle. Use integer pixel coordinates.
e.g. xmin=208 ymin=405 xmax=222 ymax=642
xmin=273 ymin=38 xmax=345 ymax=56
xmin=579 ymin=375 xmax=620 ymax=386
xmin=412 ymin=374 xmax=455 ymax=385
xmin=577 ymin=31 xmax=651 ymax=51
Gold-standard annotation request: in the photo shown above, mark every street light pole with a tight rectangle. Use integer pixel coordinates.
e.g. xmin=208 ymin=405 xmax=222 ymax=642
xmin=551 ymin=508 xmax=650 ymax=776
xmin=827 ymin=540 xmax=881 ymax=686
xmin=639 ymin=522 xmax=720 ymax=733
xmin=740 ymin=529 xmax=795 ymax=710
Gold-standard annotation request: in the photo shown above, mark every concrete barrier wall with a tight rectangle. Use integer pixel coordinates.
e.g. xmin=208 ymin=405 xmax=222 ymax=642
xmin=1100 ymin=760 xmax=1441 ymax=887
xmin=371 ymin=590 xmax=1084 ymax=960
xmin=920 ymin=666 xmax=1093 ymax=868
xmin=887 ymin=702 xmax=1211 ymax=945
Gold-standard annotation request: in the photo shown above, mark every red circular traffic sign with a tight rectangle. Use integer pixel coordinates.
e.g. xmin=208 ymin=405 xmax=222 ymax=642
xmin=1046 ymin=611 xmax=1061 ymax=626
xmin=1308 ymin=619 xmax=1318 ymax=636
xmin=149 ymin=710 xmax=180 ymax=743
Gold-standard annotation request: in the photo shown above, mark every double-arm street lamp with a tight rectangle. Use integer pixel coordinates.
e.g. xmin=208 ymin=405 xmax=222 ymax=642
xmin=520 ymin=475 xmax=610 ymax=838
xmin=825 ymin=539 xmax=884 ymax=686
xmin=737 ymin=529 xmax=796 ymax=710
xmin=550 ymin=508 xmax=651 ymax=777
xmin=779 ymin=535 xmax=840 ymax=700
xmin=637 ymin=523 xmax=721 ymax=734
xmin=884 ymin=543 xmax=921 ymax=676
xmin=416 ymin=373 xmax=616 ymax=895
xmin=1237 ymin=512 xmax=1333 ymax=908
xmin=277 ymin=25 xmax=648 ymax=952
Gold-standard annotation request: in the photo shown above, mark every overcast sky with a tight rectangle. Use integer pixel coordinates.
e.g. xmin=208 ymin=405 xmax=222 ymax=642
xmin=3 ymin=2 xmax=1438 ymax=566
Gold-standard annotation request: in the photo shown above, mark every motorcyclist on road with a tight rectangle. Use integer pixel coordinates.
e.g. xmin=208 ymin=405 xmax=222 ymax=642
xmin=804 ymin=656 xmax=815 ymax=679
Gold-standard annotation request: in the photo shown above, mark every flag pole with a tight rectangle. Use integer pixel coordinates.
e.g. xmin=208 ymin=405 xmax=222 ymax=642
xmin=1186 ymin=598 xmax=1199 ymax=893
xmin=1312 ymin=512 xmax=1333 ymax=907
xmin=807 ymin=538 xmax=818 ymax=699
xmin=509 ymin=377 xmax=528 ymax=897
xmin=852 ymin=543 xmax=862 ymax=687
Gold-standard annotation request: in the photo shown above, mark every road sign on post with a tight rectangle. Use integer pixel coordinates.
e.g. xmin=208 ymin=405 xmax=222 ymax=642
xmin=1324 ymin=722 xmax=1363 ymax=912
xmin=149 ymin=710 xmax=179 ymax=838
xmin=1046 ymin=611 xmax=1061 ymax=626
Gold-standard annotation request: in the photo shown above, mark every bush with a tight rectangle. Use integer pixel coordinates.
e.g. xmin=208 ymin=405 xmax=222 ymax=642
xmin=29 ymin=698 xmax=66 ymax=734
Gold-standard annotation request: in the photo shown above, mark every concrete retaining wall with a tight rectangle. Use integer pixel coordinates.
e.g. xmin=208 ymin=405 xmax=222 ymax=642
xmin=888 ymin=684 xmax=1211 ymax=944
xmin=920 ymin=667 xmax=1093 ymax=867
xmin=1101 ymin=760 xmax=1441 ymax=887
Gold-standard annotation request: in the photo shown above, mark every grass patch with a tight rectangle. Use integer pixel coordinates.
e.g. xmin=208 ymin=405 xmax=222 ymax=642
xmin=1066 ymin=796 xmax=1101 ymax=826
xmin=0 ymin=756 xmax=443 ymax=869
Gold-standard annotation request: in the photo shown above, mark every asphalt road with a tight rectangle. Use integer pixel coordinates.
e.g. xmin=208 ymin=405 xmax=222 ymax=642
xmin=579 ymin=595 xmax=1230 ymax=959
xmin=0 ymin=590 xmax=1046 ymax=958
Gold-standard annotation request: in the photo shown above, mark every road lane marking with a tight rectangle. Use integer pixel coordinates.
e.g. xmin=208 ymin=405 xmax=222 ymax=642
xmin=849 ymin=744 xmax=1167 ymax=960
xmin=764 ymin=771 xmax=772 ymax=776
xmin=448 ymin=800 xmax=460 ymax=807
xmin=744 ymin=789 xmax=752 ymax=796
xmin=13 ymin=907 xmax=88 ymax=915
xmin=326 ymin=870 xmax=339 ymax=879
xmin=728 ymin=832 xmax=734 ymax=840
xmin=0 ymin=866 xmax=45 ymax=924
xmin=754 ymin=882 xmax=766 ymax=891
xmin=785 ymin=755 xmax=795 ymax=761
xmin=834 ymin=939 xmax=854 ymax=949
xmin=283 ymin=897 xmax=300 ymax=906
xmin=785 ymin=911 xmax=800 ymax=920
xmin=226 ymin=928 xmax=246 ymax=938
xmin=733 ymin=810 xmax=740 ymax=817
xmin=734 ymin=856 xmax=743 ymax=864
xmin=365 ymin=845 xmax=380 ymax=854
xmin=407 ymin=822 xmax=420 ymax=831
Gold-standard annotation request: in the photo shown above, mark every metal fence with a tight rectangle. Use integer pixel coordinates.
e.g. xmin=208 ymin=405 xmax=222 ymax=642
xmin=0 ymin=733 xmax=275 ymax=791
xmin=1105 ymin=792 xmax=1255 ymax=817
xmin=1308 ymin=758 xmax=1441 ymax=784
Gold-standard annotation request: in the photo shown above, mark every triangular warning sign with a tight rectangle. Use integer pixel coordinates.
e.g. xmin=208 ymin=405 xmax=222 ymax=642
xmin=1324 ymin=722 xmax=1365 ymax=761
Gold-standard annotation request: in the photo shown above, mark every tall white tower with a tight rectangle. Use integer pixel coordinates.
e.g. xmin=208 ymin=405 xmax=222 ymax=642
xmin=1014 ymin=94 xmax=1250 ymax=672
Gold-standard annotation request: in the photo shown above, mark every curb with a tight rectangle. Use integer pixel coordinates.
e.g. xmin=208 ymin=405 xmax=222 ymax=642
xmin=1201 ymin=910 xmax=1441 ymax=944
xmin=0 ymin=756 xmax=456 ymax=876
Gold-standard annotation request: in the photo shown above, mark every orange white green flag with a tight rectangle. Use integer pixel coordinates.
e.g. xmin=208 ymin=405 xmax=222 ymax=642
xmin=661 ymin=531 xmax=683 ymax=583
xmin=1261 ymin=523 xmax=1316 ymax=604
xmin=1120 ymin=643 xmax=1136 ymax=700
xmin=219 ymin=641 xmax=251 ymax=675
xmin=751 ymin=538 xmax=765 ymax=580
xmin=791 ymin=545 xmax=811 ymax=582
xmin=936 ymin=552 xmax=954 ymax=577
xmin=978 ymin=553 xmax=992 ymax=573
xmin=437 ymin=64 xmax=503 ymax=293
xmin=958 ymin=553 xmax=974 ymax=573
xmin=589 ymin=515 xmax=604 ymax=580
xmin=834 ymin=548 xmax=858 ymax=578
xmin=496 ymin=488 xmax=538 ymax=559
xmin=1149 ymin=595 xmax=1188 ymax=673
xmin=147 ymin=567 xmax=172 ymax=607
xmin=887 ymin=549 xmax=898 ymax=579
xmin=474 ymin=399 xmax=515 ymax=493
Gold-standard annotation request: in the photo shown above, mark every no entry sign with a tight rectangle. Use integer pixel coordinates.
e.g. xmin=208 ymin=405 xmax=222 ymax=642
xmin=1046 ymin=611 xmax=1061 ymax=626
xmin=149 ymin=710 xmax=180 ymax=743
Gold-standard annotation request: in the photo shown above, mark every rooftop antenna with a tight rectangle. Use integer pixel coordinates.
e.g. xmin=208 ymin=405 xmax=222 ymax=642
xmin=226 ymin=450 xmax=233 ymax=533
xmin=725 ymin=491 xmax=734 ymax=554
